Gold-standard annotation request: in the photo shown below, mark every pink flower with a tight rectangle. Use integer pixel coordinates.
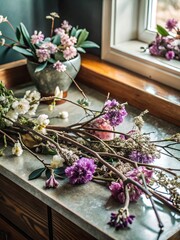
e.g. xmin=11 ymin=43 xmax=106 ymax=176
xmin=165 ymin=50 xmax=175 ymax=60
xmin=36 ymin=48 xmax=50 ymax=62
xmin=166 ymin=19 xmax=178 ymax=31
xmin=40 ymin=42 xmax=57 ymax=54
xmin=61 ymin=20 xmax=72 ymax=32
xmin=63 ymin=46 xmax=77 ymax=60
xmin=45 ymin=175 xmax=59 ymax=188
xmin=54 ymin=27 xmax=65 ymax=36
xmin=53 ymin=61 xmax=67 ymax=72
xmin=31 ymin=31 xmax=44 ymax=44
xmin=89 ymin=117 xmax=115 ymax=141
xmin=61 ymin=34 xmax=77 ymax=47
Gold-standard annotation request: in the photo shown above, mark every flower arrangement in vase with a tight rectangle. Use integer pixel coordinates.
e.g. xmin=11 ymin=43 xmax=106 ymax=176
xmin=0 ymin=12 xmax=99 ymax=96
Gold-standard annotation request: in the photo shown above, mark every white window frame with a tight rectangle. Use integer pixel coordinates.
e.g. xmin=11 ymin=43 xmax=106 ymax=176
xmin=101 ymin=0 xmax=180 ymax=90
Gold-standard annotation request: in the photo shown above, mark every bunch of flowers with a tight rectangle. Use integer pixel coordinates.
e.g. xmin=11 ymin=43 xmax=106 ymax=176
xmin=0 ymin=82 xmax=179 ymax=233
xmin=0 ymin=12 xmax=99 ymax=72
xmin=143 ymin=18 xmax=180 ymax=61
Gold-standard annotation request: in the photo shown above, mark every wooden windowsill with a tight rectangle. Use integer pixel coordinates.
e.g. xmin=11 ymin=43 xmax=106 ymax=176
xmin=78 ymin=54 xmax=180 ymax=126
xmin=0 ymin=54 xmax=179 ymax=126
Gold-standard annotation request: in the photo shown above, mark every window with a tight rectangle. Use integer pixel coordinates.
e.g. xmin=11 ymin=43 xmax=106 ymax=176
xmin=102 ymin=0 xmax=180 ymax=90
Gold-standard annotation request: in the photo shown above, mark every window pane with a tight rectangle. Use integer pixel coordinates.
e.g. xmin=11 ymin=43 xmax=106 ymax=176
xmin=148 ymin=0 xmax=180 ymax=31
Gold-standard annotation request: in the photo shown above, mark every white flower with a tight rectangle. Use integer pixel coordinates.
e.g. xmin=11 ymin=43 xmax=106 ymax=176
xmin=0 ymin=15 xmax=7 ymax=23
xmin=12 ymin=99 xmax=30 ymax=114
xmin=24 ymin=90 xmax=41 ymax=102
xmin=50 ymin=155 xmax=64 ymax=168
xmin=54 ymin=86 xmax=63 ymax=98
xmin=0 ymin=31 xmax=2 ymax=35
xmin=59 ymin=111 xmax=69 ymax=119
xmin=28 ymin=104 xmax=39 ymax=116
xmin=0 ymin=38 xmax=5 ymax=46
xmin=37 ymin=114 xmax=50 ymax=126
xmin=12 ymin=141 xmax=23 ymax=156
xmin=33 ymin=125 xmax=47 ymax=135
xmin=5 ymin=110 xmax=18 ymax=126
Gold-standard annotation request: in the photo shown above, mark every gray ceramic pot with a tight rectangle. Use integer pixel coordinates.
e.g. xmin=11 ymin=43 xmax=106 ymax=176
xmin=27 ymin=54 xmax=81 ymax=96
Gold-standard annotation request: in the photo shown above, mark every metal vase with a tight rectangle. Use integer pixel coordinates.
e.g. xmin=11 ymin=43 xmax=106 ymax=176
xmin=27 ymin=54 xmax=81 ymax=97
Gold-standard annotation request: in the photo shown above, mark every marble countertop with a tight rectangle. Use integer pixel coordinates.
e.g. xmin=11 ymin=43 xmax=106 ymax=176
xmin=0 ymin=83 xmax=179 ymax=240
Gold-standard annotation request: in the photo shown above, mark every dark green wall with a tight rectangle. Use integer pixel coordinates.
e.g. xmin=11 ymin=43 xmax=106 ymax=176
xmin=0 ymin=0 xmax=102 ymax=64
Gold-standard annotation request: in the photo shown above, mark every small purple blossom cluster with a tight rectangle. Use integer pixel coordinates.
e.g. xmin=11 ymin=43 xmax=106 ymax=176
xmin=129 ymin=150 xmax=155 ymax=163
xmin=108 ymin=209 xmax=135 ymax=230
xmin=103 ymin=99 xmax=127 ymax=127
xmin=109 ymin=167 xmax=153 ymax=203
xmin=148 ymin=18 xmax=180 ymax=61
xmin=65 ymin=157 xmax=96 ymax=184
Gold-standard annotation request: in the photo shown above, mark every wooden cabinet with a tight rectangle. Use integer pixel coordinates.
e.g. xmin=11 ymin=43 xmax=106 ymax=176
xmin=0 ymin=175 xmax=49 ymax=240
xmin=0 ymin=216 xmax=27 ymax=240
xmin=52 ymin=209 xmax=96 ymax=240
xmin=0 ymin=175 xmax=97 ymax=240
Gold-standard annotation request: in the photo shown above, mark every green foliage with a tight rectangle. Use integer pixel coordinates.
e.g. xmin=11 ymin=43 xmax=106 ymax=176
xmin=77 ymin=29 xmax=89 ymax=47
xmin=35 ymin=62 xmax=47 ymax=73
xmin=28 ymin=167 xmax=46 ymax=180
xmin=12 ymin=46 xmax=34 ymax=57
xmin=156 ymin=25 xmax=169 ymax=37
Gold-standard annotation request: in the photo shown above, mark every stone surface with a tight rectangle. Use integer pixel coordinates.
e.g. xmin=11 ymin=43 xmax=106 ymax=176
xmin=0 ymin=83 xmax=179 ymax=240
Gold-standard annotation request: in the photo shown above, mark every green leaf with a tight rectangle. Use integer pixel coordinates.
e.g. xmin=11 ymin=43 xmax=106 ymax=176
xmin=70 ymin=27 xmax=77 ymax=37
xmin=75 ymin=29 xmax=83 ymax=38
xmin=54 ymin=167 xmax=66 ymax=176
xmin=79 ymin=40 xmax=99 ymax=49
xmin=48 ymin=58 xmax=56 ymax=64
xmin=77 ymin=29 xmax=89 ymax=47
xmin=45 ymin=168 xmax=51 ymax=179
xmin=35 ymin=61 xmax=47 ymax=73
xmin=44 ymin=37 xmax=51 ymax=42
xmin=77 ymin=47 xmax=86 ymax=53
xmin=12 ymin=46 xmax=34 ymax=57
xmin=29 ymin=168 xmax=45 ymax=180
xmin=156 ymin=25 xmax=169 ymax=36
xmin=19 ymin=23 xmax=36 ymax=52
xmin=52 ymin=34 xmax=61 ymax=45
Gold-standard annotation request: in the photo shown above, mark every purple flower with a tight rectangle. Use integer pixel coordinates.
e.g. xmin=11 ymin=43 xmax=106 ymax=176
xmin=63 ymin=46 xmax=77 ymax=60
xmin=109 ymin=181 xmax=142 ymax=203
xmin=65 ymin=158 xmax=96 ymax=184
xmin=40 ymin=42 xmax=57 ymax=54
xmin=104 ymin=99 xmax=127 ymax=127
xmin=166 ymin=19 xmax=178 ymax=31
xmin=129 ymin=150 xmax=155 ymax=163
xmin=36 ymin=48 xmax=50 ymax=62
xmin=149 ymin=44 xmax=161 ymax=56
xmin=45 ymin=175 xmax=59 ymax=188
xmin=108 ymin=208 xmax=135 ymax=230
xmin=165 ymin=50 xmax=175 ymax=60
xmin=31 ymin=31 xmax=44 ymax=44
xmin=126 ymin=166 xmax=153 ymax=184
xmin=109 ymin=167 xmax=153 ymax=203
xmin=53 ymin=61 xmax=67 ymax=72
xmin=61 ymin=20 xmax=72 ymax=32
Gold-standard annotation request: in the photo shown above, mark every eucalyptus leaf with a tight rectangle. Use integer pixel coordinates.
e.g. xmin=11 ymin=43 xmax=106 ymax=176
xmin=28 ymin=167 xmax=45 ymax=180
xmin=156 ymin=25 xmax=169 ymax=37
xmin=19 ymin=23 xmax=36 ymax=52
xmin=12 ymin=46 xmax=34 ymax=57
xmin=77 ymin=47 xmax=86 ymax=53
xmin=35 ymin=62 xmax=47 ymax=73
xmin=79 ymin=41 xmax=100 ymax=49
xmin=70 ymin=27 xmax=77 ymax=37
xmin=75 ymin=29 xmax=83 ymax=38
xmin=77 ymin=29 xmax=89 ymax=47
xmin=52 ymin=34 xmax=61 ymax=45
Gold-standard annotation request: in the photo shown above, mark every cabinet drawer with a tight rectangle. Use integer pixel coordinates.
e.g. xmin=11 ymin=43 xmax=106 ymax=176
xmin=0 ymin=216 xmax=27 ymax=240
xmin=52 ymin=209 xmax=96 ymax=240
xmin=0 ymin=175 xmax=49 ymax=240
